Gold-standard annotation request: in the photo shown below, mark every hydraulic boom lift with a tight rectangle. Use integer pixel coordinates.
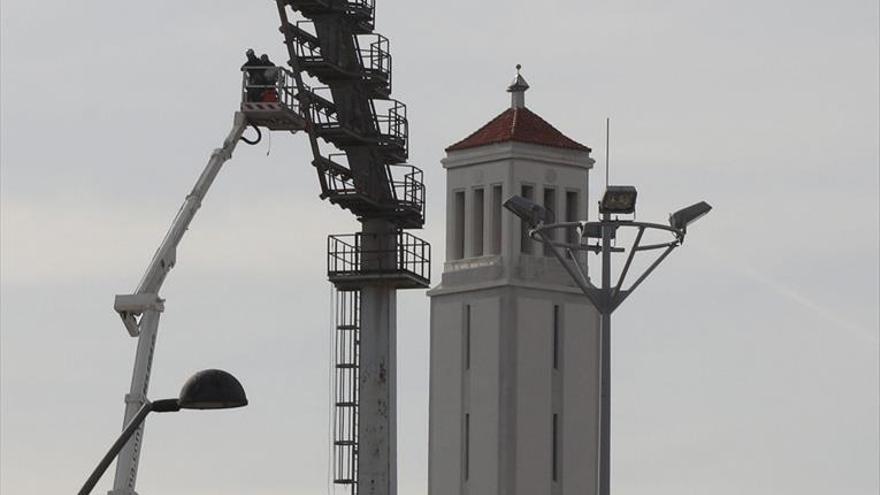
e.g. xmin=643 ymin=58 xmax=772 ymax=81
xmin=108 ymin=113 xmax=253 ymax=494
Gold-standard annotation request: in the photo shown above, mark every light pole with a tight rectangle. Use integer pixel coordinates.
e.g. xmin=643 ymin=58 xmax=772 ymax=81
xmin=504 ymin=188 xmax=710 ymax=495
xmin=79 ymin=369 xmax=249 ymax=495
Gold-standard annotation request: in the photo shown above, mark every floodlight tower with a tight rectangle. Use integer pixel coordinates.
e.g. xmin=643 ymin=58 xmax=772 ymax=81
xmin=253 ymin=2 xmax=430 ymax=495
xmin=505 ymin=189 xmax=710 ymax=495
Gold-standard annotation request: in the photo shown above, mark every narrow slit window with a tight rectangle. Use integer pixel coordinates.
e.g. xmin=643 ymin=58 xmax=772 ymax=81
xmin=465 ymin=413 xmax=471 ymax=481
xmin=520 ymin=185 xmax=534 ymax=254
xmin=465 ymin=304 xmax=471 ymax=370
xmin=552 ymin=413 xmax=559 ymax=481
xmin=553 ymin=305 xmax=560 ymax=370
xmin=472 ymin=188 xmax=484 ymax=257
xmin=491 ymin=185 xmax=503 ymax=254
xmin=543 ymin=188 xmax=557 ymax=256
xmin=453 ymin=191 xmax=465 ymax=259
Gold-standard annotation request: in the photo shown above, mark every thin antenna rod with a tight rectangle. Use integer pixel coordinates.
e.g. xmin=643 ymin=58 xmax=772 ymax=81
xmin=605 ymin=117 xmax=610 ymax=188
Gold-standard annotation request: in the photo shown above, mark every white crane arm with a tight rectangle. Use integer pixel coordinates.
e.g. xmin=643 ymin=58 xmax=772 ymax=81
xmin=114 ymin=112 xmax=248 ymax=336
xmin=108 ymin=112 xmax=250 ymax=495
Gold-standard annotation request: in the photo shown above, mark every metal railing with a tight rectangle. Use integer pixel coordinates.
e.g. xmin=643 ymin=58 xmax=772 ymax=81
xmin=389 ymin=163 xmax=424 ymax=214
xmin=327 ymin=231 xmax=430 ymax=283
xmin=290 ymin=21 xmax=324 ymax=66
xmin=357 ymin=33 xmax=392 ymax=91
xmin=240 ymin=65 xmax=300 ymax=113
xmin=322 ymin=153 xmax=360 ymax=197
xmin=316 ymin=155 xmax=424 ymax=221
xmin=288 ymin=0 xmax=374 ymax=22
xmin=305 ymin=85 xmax=342 ymax=131
xmin=346 ymin=0 xmax=375 ymax=33
xmin=374 ymin=99 xmax=408 ymax=158
xmin=345 ymin=0 xmax=375 ymax=18
xmin=291 ymin=22 xmax=390 ymax=87
xmin=308 ymin=95 xmax=407 ymax=155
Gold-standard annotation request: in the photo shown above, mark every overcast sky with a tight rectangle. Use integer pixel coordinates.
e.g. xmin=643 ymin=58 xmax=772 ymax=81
xmin=1 ymin=0 xmax=878 ymax=494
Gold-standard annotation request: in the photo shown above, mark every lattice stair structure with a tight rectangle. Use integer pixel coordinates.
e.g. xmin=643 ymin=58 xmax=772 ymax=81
xmin=240 ymin=2 xmax=434 ymax=494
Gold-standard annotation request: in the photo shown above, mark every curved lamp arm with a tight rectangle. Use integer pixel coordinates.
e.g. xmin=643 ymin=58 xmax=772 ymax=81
xmin=78 ymin=399 xmax=179 ymax=495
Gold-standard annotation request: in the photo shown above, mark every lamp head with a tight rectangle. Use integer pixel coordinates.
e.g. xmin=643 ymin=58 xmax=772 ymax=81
xmin=600 ymin=186 xmax=638 ymax=214
xmin=178 ymin=369 xmax=248 ymax=410
xmin=503 ymin=195 xmax=548 ymax=228
xmin=669 ymin=201 xmax=712 ymax=231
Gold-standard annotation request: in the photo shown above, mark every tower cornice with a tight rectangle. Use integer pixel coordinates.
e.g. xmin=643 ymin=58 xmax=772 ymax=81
xmin=442 ymin=141 xmax=594 ymax=170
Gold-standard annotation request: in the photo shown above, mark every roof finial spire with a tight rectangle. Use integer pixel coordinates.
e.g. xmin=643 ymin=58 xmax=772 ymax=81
xmin=507 ymin=64 xmax=529 ymax=109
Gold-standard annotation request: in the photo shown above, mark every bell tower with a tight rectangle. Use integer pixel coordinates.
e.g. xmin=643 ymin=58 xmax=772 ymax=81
xmin=428 ymin=67 xmax=601 ymax=495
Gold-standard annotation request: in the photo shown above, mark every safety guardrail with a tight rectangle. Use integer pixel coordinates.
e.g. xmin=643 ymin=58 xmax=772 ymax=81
xmin=327 ymin=231 xmax=430 ymax=284
xmin=240 ymin=65 xmax=301 ymax=113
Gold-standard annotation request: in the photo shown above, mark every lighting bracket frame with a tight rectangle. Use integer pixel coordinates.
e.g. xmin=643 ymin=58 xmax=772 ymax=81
xmin=529 ymin=219 xmax=685 ymax=315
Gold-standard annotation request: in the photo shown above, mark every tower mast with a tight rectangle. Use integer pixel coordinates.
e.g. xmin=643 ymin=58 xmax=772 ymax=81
xmin=269 ymin=2 xmax=431 ymax=494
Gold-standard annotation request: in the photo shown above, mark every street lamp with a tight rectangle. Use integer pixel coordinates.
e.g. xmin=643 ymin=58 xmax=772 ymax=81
xmin=504 ymin=187 xmax=710 ymax=495
xmin=78 ymin=369 xmax=248 ymax=495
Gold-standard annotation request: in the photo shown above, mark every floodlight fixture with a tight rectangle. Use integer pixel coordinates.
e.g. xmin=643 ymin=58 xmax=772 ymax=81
xmin=669 ymin=201 xmax=712 ymax=231
xmin=600 ymin=185 xmax=638 ymax=214
xmin=503 ymin=195 xmax=548 ymax=228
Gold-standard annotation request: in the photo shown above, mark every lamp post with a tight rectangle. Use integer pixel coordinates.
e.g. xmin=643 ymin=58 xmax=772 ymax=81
xmin=504 ymin=188 xmax=710 ymax=495
xmin=78 ymin=369 xmax=248 ymax=495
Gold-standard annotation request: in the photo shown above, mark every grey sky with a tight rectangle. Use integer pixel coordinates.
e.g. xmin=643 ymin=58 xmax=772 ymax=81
xmin=1 ymin=0 xmax=877 ymax=494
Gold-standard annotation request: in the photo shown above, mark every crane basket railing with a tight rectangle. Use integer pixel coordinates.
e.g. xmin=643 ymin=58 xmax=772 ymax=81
xmin=240 ymin=65 xmax=301 ymax=113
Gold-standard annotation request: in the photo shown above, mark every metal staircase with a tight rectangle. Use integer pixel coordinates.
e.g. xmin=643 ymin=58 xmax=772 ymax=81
xmin=271 ymin=0 xmax=424 ymax=229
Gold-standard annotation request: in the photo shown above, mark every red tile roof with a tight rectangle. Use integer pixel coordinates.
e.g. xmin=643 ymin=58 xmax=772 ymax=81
xmin=446 ymin=106 xmax=591 ymax=153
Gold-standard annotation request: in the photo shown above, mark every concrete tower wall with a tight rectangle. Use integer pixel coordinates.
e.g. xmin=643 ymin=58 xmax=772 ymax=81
xmin=430 ymin=77 xmax=599 ymax=495
xmin=429 ymin=286 xmax=599 ymax=495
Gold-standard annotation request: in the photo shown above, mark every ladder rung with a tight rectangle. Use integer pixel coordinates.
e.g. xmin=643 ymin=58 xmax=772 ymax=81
xmin=335 ymin=440 xmax=357 ymax=446
xmin=336 ymin=363 xmax=357 ymax=369
xmin=336 ymin=324 xmax=359 ymax=330
xmin=336 ymin=401 xmax=357 ymax=407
